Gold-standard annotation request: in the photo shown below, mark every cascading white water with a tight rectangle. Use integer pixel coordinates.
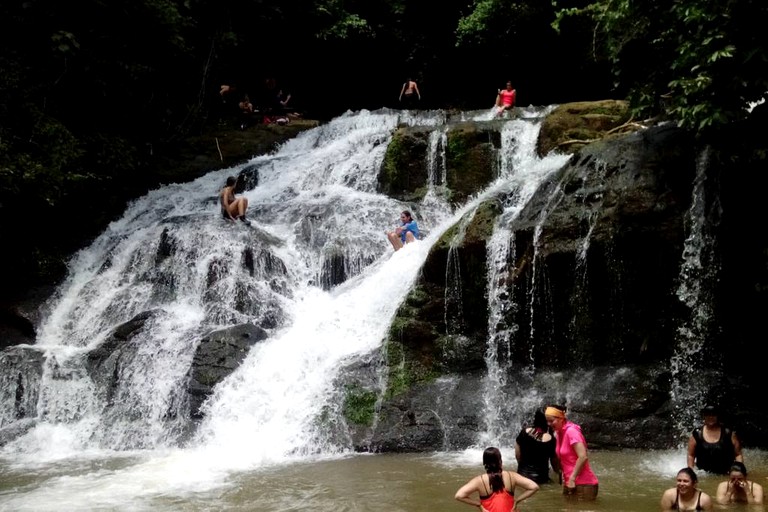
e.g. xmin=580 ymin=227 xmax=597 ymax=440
xmin=478 ymin=116 xmax=571 ymax=447
xmin=0 ymin=107 xmax=570 ymax=509
xmin=421 ymin=127 xmax=451 ymax=222
xmin=669 ymin=145 xmax=722 ymax=439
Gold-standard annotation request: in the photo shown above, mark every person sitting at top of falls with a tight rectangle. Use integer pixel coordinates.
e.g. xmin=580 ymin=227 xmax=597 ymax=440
xmin=238 ymin=94 xmax=257 ymax=130
xmin=385 ymin=210 xmax=418 ymax=251
xmin=495 ymin=81 xmax=516 ymax=117
xmin=687 ymin=404 xmax=743 ymax=475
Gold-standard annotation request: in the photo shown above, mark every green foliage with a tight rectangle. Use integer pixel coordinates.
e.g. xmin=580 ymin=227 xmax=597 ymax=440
xmin=456 ymin=0 xmax=548 ymax=48
xmin=552 ymin=0 xmax=768 ymax=135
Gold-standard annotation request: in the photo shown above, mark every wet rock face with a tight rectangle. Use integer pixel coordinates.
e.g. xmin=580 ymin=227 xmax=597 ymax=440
xmin=444 ymin=123 xmax=500 ymax=206
xmin=186 ymin=323 xmax=269 ymax=417
xmin=508 ymin=124 xmax=697 ymax=369
xmin=378 ymin=122 xmax=500 ymax=206
xmin=365 ymin=123 xmax=707 ymax=452
xmin=378 ymin=127 xmax=430 ymax=202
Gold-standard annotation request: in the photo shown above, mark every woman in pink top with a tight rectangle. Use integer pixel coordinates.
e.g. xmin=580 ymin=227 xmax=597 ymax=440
xmin=545 ymin=404 xmax=599 ymax=500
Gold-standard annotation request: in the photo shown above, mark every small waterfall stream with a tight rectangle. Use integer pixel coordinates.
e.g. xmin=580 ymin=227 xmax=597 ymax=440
xmin=478 ymin=115 xmax=571 ymax=447
xmin=670 ymin=145 xmax=723 ymax=439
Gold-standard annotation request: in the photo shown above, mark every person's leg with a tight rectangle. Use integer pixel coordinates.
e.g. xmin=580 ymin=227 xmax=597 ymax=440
xmin=387 ymin=231 xmax=403 ymax=251
xmin=565 ymin=484 xmax=598 ymax=501
xmin=236 ymin=197 xmax=248 ymax=217
xmin=404 ymin=231 xmax=416 ymax=244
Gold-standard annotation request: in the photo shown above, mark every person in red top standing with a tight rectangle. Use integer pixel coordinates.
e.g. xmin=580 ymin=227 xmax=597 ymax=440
xmin=455 ymin=447 xmax=539 ymax=511
xmin=495 ymin=81 xmax=517 ymax=117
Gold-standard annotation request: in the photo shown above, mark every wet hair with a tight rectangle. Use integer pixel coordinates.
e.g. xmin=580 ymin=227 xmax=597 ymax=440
xmin=226 ymin=176 xmax=237 ymax=187
xmin=730 ymin=461 xmax=748 ymax=476
xmin=678 ymin=467 xmax=698 ymax=483
xmin=482 ymin=447 xmax=505 ymax=493
xmin=700 ymin=404 xmax=719 ymax=418
xmin=401 ymin=210 xmax=413 ymax=221
xmin=533 ymin=409 xmax=548 ymax=431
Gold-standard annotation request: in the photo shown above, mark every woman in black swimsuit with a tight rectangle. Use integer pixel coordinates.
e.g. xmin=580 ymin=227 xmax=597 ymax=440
xmin=514 ymin=409 xmax=560 ymax=484
xmin=660 ymin=467 xmax=713 ymax=511
xmin=687 ymin=404 xmax=742 ymax=474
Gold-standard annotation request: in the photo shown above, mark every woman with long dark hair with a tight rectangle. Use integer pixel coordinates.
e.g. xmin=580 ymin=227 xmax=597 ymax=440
xmin=455 ymin=447 xmax=539 ymax=511
xmin=515 ymin=409 xmax=560 ymax=484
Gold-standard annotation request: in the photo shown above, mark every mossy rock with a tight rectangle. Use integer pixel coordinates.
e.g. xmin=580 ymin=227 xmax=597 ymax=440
xmin=343 ymin=385 xmax=378 ymax=426
xmin=536 ymin=100 xmax=633 ymax=157
xmin=432 ymin=199 xmax=501 ymax=252
xmin=378 ymin=127 xmax=430 ymax=201
xmin=445 ymin=124 xmax=499 ymax=205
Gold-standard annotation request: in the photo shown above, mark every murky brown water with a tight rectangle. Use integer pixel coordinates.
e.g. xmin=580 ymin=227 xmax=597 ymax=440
xmin=1 ymin=448 xmax=766 ymax=511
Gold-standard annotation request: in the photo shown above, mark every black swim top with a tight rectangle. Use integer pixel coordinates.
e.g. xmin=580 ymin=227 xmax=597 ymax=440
xmin=673 ymin=489 xmax=703 ymax=511
xmin=515 ymin=428 xmax=556 ymax=484
xmin=691 ymin=426 xmax=736 ymax=474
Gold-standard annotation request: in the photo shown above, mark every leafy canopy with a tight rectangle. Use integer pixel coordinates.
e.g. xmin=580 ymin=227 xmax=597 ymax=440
xmin=552 ymin=0 xmax=768 ymax=135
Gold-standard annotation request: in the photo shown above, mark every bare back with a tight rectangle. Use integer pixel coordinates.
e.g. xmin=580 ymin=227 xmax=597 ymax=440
xmin=220 ymin=186 xmax=235 ymax=214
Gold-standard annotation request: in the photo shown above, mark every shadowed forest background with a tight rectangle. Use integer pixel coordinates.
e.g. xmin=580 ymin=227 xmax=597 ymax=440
xmin=1 ymin=0 xmax=767 ymax=299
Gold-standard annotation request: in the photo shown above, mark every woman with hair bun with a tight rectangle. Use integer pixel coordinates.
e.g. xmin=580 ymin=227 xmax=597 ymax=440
xmin=514 ymin=409 xmax=560 ymax=484
xmin=455 ymin=447 xmax=539 ymax=511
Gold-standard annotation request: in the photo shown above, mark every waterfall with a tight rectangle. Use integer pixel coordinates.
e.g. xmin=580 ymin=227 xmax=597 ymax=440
xmin=569 ymin=161 xmax=608 ymax=343
xmin=0 ymin=107 xmax=573 ymax=507
xmin=669 ymin=145 xmax=722 ymax=439
xmin=443 ymin=213 xmax=470 ymax=335
xmin=526 ymin=179 xmax=567 ymax=349
xmin=5 ymin=109 xmax=426 ymax=455
xmin=420 ymin=127 xmax=451 ymax=223
xmin=478 ymin=115 xmax=571 ymax=447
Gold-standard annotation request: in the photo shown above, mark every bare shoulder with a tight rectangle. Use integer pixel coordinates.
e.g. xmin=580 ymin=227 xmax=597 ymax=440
xmin=660 ymin=487 xmax=676 ymax=503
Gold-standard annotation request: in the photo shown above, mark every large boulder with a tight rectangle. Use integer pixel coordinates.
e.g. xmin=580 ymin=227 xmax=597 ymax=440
xmin=186 ymin=323 xmax=268 ymax=417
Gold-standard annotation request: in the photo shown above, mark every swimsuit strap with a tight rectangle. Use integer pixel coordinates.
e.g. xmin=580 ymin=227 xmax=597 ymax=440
xmin=696 ymin=490 xmax=702 ymax=511
xmin=481 ymin=474 xmax=491 ymax=497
